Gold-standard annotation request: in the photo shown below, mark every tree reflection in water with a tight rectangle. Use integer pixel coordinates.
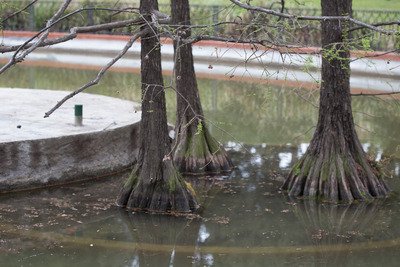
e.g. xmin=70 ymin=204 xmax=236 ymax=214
xmin=119 ymin=211 xmax=202 ymax=266
xmin=286 ymin=199 xmax=394 ymax=266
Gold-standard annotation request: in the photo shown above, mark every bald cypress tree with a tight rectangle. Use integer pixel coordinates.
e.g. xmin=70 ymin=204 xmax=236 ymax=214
xmin=170 ymin=0 xmax=234 ymax=175
xmin=282 ymin=0 xmax=391 ymax=202
xmin=118 ymin=0 xmax=198 ymax=212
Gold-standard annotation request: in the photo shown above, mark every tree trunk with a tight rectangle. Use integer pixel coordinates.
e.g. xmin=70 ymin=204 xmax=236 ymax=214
xmin=117 ymin=0 xmax=198 ymax=212
xmin=170 ymin=0 xmax=234 ymax=175
xmin=281 ymin=0 xmax=391 ymax=203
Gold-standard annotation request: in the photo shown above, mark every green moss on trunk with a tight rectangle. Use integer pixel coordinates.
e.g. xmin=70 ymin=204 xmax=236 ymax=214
xmin=117 ymin=0 xmax=198 ymax=213
xmin=282 ymin=0 xmax=391 ymax=203
xmin=173 ymin=123 xmax=234 ymax=175
xmin=124 ymin=169 xmax=140 ymax=189
xmin=119 ymin=161 xmax=199 ymax=213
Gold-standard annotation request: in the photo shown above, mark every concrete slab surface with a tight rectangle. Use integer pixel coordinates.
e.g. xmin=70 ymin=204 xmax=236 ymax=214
xmin=0 ymin=88 xmax=141 ymax=142
xmin=0 ymin=88 xmax=141 ymax=192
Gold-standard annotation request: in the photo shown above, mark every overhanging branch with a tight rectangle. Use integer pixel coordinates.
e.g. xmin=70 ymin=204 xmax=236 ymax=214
xmin=0 ymin=4 xmax=142 ymax=74
xmin=44 ymin=28 xmax=148 ymax=118
xmin=230 ymin=0 xmax=397 ymax=35
xmin=0 ymin=17 xmax=143 ymax=54
xmin=0 ymin=0 xmax=38 ymax=24
xmin=351 ymin=91 xmax=400 ymax=96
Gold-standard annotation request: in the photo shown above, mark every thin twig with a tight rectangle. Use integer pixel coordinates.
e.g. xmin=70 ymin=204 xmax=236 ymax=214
xmin=44 ymin=29 xmax=147 ymax=118
xmin=351 ymin=91 xmax=400 ymax=96
xmin=167 ymin=21 xmax=283 ymax=30
xmin=350 ymin=20 xmax=400 ymax=32
xmin=0 ymin=0 xmax=38 ymax=24
xmin=0 ymin=5 xmax=142 ymax=73
xmin=170 ymin=35 xmax=180 ymax=88
xmin=350 ymin=49 xmax=400 ymax=62
xmin=294 ymin=88 xmax=319 ymax=108
xmin=0 ymin=17 xmax=143 ymax=53
xmin=183 ymin=34 xmax=316 ymax=54
xmin=230 ymin=0 xmax=398 ymax=35
xmin=184 ymin=34 xmax=274 ymax=47
xmin=0 ymin=0 xmax=73 ymax=74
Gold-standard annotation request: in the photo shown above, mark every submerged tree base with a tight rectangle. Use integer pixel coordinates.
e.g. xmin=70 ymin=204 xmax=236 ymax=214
xmin=118 ymin=161 xmax=199 ymax=213
xmin=173 ymin=124 xmax=234 ymax=175
xmin=282 ymin=142 xmax=391 ymax=203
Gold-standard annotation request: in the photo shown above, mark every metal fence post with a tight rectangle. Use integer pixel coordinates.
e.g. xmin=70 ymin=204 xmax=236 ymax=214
xmin=212 ymin=5 xmax=219 ymax=34
xmin=87 ymin=2 xmax=94 ymax=26
xmin=29 ymin=4 xmax=35 ymax=31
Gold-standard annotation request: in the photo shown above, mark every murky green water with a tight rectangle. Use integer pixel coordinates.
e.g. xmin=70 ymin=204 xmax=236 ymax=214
xmin=1 ymin=65 xmax=400 ymax=266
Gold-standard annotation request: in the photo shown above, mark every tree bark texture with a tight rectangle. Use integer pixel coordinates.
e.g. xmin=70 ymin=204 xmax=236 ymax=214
xmin=171 ymin=0 xmax=234 ymax=175
xmin=281 ymin=0 xmax=391 ymax=203
xmin=118 ymin=0 xmax=198 ymax=212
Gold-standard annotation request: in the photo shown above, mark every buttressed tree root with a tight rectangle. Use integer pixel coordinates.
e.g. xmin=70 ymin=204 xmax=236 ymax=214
xmin=173 ymin=121 xmax=234 ymax=175
xmin=282 ymin=138 xmax=391 ymax=203
xmin=118 ymin=161 xmax=198 ymax=213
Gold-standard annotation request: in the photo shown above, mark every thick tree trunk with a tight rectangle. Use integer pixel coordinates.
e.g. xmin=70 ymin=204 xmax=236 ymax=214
xmin=117 ymin=0 xmax=198 ymax=212
xmin=281 ymin=0 xmax=391 ymax=203
xmin=170 ymin=0 xmax=234 ymax=175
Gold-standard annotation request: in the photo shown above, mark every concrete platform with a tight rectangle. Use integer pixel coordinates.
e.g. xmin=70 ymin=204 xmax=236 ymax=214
xmin=0 ymin=88 xmax=141 ymax=192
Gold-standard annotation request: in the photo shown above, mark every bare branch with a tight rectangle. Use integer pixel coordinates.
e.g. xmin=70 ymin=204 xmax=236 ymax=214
xmin=294 ymin=89 xmax=319 ymax=108
xmin=0 ymin=0 xmax=38 ymax=24
xmin=0 ymin=0 xmax=74 ymax=74
xmin=170 ymin=35 xmax=181 ymax=88
xmin=112 ymin=7 xmax=140 ymax=17
xmin=167 ymin=21 xmax=283 ymax=30
xmin=0 ymin=17 xmax=143 ymax=53
xmin=350 ymin=20 xmax=400 ymax=32
xmin=71 ymin=17 xmax=142 ymax=34
xmin=0 ymin=4 xmax=142 ymax=73
xmin=350 ymin=49 xmax=400 ymax=62
xmin=18 ymin=0 xmax=72 ymax=55
xmin=230 ymin=0 xmax=398 ymax=35
xmin=151 ymin=9 xmax=171 ymax=24
xmin=43 ymin=29 xmax=148 ymax=118
xmin=184 ymin=34 xmax=273 ymax=46
xmin=183 ymin=34 xmax=313 ymax=54
xmin=351 ymin=92 xmax=400 ymax=96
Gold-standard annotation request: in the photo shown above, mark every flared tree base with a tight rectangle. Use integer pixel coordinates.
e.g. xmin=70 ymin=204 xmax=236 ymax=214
xmin=118 ymin=162 xmax=199 ymax=213
xmin=173 ymin=126 xmax=234 ymax=175
xmin=282 ymin=144 xmax=391 ymax=203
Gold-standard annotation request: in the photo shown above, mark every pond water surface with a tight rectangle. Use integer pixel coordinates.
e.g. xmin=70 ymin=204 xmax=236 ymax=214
xmin=1 ymin=64 xmax=400 ymax=266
